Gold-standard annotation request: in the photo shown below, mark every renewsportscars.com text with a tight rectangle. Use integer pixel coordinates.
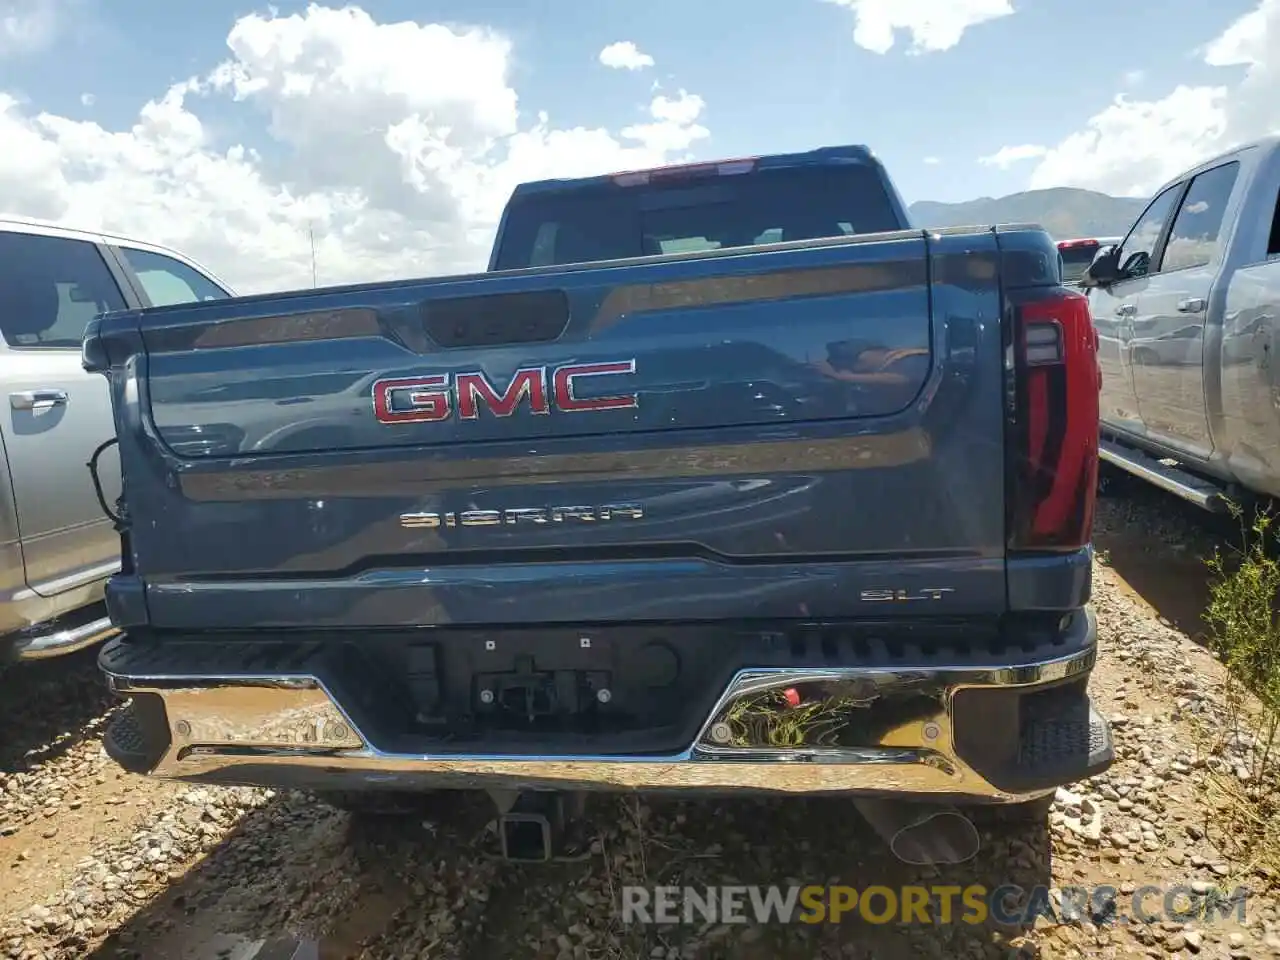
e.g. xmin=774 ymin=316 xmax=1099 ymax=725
xmin=620 ymin=884 xmax=1251 ymax=926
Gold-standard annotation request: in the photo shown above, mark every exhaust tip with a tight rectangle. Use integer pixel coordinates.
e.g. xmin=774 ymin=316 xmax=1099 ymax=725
xmin=887 ymin=809 xmax=981 ymax=866
xmin=853 ymin=799 xmax=981 ymax=866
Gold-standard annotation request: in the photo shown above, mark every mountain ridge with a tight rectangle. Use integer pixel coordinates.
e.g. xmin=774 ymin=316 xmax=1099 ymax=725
xmin=908 ymin=187 xmax=1146 ymax=239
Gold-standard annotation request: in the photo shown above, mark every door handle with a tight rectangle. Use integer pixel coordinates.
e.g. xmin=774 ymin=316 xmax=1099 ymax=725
xmin=1177 ymin=297 xmax=1206 ymax=313
xmin=1115 ymin=303 xmax=1137 ymax=317
xmin=10 ymin=389 xmax=69 ymax=410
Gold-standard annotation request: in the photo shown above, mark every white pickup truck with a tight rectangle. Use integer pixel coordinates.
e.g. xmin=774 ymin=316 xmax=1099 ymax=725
xmin=0 ymin=216 xmax=232 ymax=662
xmin=1081 ymin=135 xmax=1280 ymax=510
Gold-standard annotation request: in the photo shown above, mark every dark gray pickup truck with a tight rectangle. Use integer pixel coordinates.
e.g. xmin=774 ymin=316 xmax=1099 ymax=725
xmin=85 ymin=145 xmax=1111 ymax=862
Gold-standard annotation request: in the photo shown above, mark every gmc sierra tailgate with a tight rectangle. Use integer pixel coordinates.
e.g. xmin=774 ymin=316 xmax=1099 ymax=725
xmin=89 ymin=230 xmax=1008 ymax=631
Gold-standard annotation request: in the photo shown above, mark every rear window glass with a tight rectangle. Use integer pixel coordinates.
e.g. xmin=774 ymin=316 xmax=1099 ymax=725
xmin=1058 ymin=244 xmax=1100 ymax=282
xmin=493 ymin=166 xmax=903 ymax=270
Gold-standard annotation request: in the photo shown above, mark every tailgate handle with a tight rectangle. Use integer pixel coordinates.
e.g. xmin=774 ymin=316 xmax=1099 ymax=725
xmin=10 ymin=389 xmax=69 ymax=410
xmin=1177 ymin=297 xmax=1206 ymax=313
xmin=1115 ymin=303 xmax=1137 ymax=318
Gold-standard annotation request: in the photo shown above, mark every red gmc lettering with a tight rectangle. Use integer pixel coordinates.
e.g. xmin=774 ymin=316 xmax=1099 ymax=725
xmin=372 ymin=374 xmax=451 ymax=423
xmin=456 ymin=368 xmax=549 ymax=419
xmin=552 ymin=360 xmax=639 ymax=412
xmin=373 ymin=361 xmax=637 ymax=424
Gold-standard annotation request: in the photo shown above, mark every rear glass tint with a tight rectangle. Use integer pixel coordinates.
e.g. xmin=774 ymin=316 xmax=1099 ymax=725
xmin=493 ymin=165 xmax=902 ymax=270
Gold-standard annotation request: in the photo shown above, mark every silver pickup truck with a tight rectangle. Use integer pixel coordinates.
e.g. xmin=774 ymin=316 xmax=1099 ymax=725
xmin=1081 ymin=135 xmax=1280 ymax=510
xmin=0 ymin=217 xmax=232 ymax=662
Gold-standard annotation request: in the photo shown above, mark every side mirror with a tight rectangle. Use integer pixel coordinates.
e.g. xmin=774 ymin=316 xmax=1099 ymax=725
xmin=66 ymin=282 xmax=99 ymax=303
xmin=1079 ymin=245 xmax=1120 ymax=289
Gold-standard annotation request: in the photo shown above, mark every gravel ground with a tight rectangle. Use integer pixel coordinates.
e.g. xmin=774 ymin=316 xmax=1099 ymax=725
xmin=2 ymin=479 xmax=1280 ymax=959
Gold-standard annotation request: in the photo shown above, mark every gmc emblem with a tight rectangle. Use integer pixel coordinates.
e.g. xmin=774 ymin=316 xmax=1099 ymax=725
xmin=373 ymin=360 xmax=638 ymax=424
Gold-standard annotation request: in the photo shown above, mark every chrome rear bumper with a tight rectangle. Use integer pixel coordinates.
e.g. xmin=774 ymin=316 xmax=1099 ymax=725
xmin=100 ymin=610 xmax=1110 ymax=801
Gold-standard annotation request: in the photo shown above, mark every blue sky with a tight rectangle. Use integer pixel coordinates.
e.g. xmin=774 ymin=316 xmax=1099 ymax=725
xmin=0 ymin=0 xmax=1273 ymax=290
xmin=7 ymin=0 xmax=1256 ymax=204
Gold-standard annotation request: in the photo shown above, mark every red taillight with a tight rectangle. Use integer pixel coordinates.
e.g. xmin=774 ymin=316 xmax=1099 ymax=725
xmin=1056 ymin=239 xmax=1098 ymax=250
xmin=1008 ymin=289 xmax=1100 ymax=551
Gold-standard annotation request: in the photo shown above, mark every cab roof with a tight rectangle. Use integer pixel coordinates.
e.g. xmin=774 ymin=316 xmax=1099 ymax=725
xmin=510 ymin=144 xmax=880 ymax=199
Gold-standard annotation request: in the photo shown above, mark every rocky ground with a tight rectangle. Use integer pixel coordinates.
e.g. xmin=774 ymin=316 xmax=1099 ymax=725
xmin=2 ymin=477 xmax=1279 ymax=959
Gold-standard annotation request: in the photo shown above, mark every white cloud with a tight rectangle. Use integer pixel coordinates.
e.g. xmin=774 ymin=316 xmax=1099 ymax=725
xmin=1121 ymin=69 xmax=1145 ymax=86
xmin=1021 ymin=86 xmax=1227 ymax=196
xmin=978 ymin=143 xmax=1047 ymax=169
xmin=1005 ymin=0 xmax=1280 ymax=196
xmin=923 ymin=156 xmax=941 ymax=165
xmin=598 ymin=40 xmax=654 ymax=70
xmin=824 ymin=0 xmax=1014 ymax=54
xmin=78 ymin=92 xmax=93 ymax=106
xmin=0 ymin=0 xmax=57 ymax=56
xmin=0 ymin=4 xmax=710 ymax=293
xmin=618 ymin=91 xmax=708 ymax=153
xmin=1203 ymin=3 xmax=1268 ymax=66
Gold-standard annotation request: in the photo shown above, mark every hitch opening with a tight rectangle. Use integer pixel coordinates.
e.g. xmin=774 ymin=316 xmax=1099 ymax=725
xmin=496 ymin=790 xmax=586 ymax=862
xmin=501 ymin=810 xmax=554 ymax=863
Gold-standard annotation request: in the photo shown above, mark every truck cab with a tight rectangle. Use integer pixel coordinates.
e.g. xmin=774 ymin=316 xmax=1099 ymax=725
xmin=487 ymin=147 xmax=913 ymax=270
xmin=1081 ymin=136 xmax=1280 ymax=509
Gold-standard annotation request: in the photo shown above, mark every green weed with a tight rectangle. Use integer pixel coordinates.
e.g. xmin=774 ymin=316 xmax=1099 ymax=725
xmin=1200 ymin=504 xmax=1280 ymax=880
